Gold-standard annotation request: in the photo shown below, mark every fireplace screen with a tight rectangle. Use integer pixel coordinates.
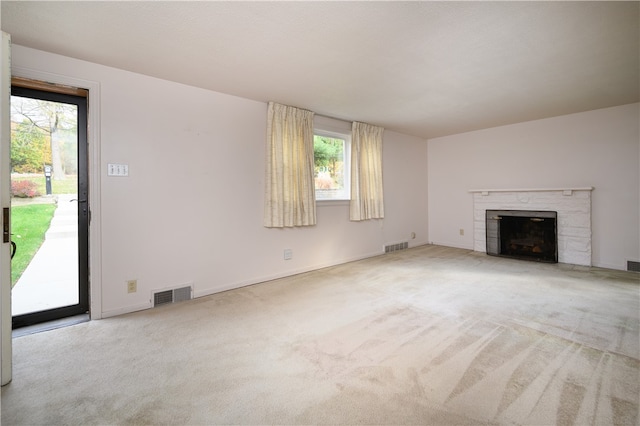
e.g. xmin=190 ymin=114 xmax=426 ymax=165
xmin=486 ymin=210 xmax=558 ymax=263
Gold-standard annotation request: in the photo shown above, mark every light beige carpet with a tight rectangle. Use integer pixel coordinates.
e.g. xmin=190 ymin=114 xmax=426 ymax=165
xmin=2 ymin=245 xmax=639 ymax=425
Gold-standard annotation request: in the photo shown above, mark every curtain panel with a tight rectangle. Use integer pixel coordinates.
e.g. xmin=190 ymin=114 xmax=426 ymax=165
xmin=350 ymin=121 xmax=385 ymax=221
xmin=264 ymin=102 xmax=316 ymax=228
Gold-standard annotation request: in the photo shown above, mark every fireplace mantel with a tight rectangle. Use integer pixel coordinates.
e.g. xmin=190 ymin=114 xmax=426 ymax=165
xmin=469 ymin=187 xmax=594 ymax=195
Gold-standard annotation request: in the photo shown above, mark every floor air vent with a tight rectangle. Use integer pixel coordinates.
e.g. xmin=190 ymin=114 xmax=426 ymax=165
xmin=153 ymin=286 xmax=193 ymax=307
xmin=385 ymin=242 xmax=408 ymax=253
xmin=628 ymin=261 xmax=640 ymax=272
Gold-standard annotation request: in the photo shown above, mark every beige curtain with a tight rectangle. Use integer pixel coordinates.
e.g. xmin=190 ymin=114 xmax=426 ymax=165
xmin=350 ymin=121 xmax=385 ymax=221
xmin=264 ymin=102 xmax=316 ymax=227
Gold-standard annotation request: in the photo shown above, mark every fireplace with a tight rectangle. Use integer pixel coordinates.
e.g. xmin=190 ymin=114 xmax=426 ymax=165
xmin=471 ymin=188 xmax=593 ymax=266
xmin=486 ymin=210 xmax=558 ymax=263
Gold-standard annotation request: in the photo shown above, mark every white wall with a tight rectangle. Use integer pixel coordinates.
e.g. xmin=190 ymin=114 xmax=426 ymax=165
xmin=11 ymin=45 xmax=429 ymax=317
xmin=428 ymin=103 xmax=640 ymax=270
xmin=382 ymin=130 xmax=429 ymax=246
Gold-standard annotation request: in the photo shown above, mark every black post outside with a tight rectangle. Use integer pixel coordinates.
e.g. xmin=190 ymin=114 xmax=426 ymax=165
xmin=44 ymin=165 xmax=52 ymax=195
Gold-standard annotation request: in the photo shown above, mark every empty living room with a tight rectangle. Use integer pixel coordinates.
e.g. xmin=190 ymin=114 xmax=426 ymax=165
xmin=1 ymin=1 xmax=638 ymax=425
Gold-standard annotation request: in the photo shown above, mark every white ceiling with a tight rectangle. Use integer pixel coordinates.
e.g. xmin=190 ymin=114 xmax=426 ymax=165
xmin=1 ymin=1 xmax=638 ymax=139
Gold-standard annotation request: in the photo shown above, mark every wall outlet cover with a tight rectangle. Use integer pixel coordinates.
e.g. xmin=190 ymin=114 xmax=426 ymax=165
xmin=108 ymin=163 xmax=129 ymax=177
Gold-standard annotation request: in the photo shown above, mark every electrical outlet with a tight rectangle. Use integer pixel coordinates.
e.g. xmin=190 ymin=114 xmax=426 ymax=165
xmin=459 ymin=228 xmax=464 ymax=236
xmin=284 ymin=249 xmax=292 ymax=260
xmin=127 ymin=279 xmax=137 ymax=293
xmin=411 ymin=232 xmax=416 ymax=239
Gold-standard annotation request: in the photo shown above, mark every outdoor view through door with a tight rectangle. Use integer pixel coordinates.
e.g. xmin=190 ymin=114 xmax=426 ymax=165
xmin=10 ymin=86 xmax=88 ymax=328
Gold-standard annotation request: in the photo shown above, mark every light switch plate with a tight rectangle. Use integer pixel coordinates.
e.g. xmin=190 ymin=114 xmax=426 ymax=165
xmin=108 ymin=163 xmax=129 ymax=176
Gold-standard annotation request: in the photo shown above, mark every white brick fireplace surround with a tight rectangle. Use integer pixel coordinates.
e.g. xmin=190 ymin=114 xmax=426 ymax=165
xmin=470 ymin=188 xmax=594 ymax=266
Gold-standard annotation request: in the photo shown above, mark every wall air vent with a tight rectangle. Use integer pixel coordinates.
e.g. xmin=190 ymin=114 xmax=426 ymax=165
xmin=153 ymin=290 xmax=173 ymax=307
xmin=153 ymin=285 xmax=193 ymax=307
xmin=385 ymin=242 xmax=409 ymax=253
xmin=627 ymin=261 xmax=640 ymax=272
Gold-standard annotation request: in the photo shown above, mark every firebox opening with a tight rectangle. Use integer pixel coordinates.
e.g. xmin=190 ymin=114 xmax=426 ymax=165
xmin=486 ymin=210 xmax=558 ymax=263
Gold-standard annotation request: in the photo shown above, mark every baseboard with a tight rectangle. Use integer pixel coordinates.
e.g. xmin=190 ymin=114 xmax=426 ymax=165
xmin=101 ymin=301 xmax=152 ymax=319
xmin=409 ymin=241 xmax=429 ymax=249
xmin=592 ymin=261 xmax=635 ymax=272
xmin=429 ymin=240 xmax=475 ymax=251
xmin=194 ymin=249 xmax=384 ymax=299
xmin=98 ymin=251 xmax=386 ymax=318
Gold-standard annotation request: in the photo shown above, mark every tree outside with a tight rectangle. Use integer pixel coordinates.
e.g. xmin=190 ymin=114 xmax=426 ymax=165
xmin=314 ymin=135 xmax=345 ymax=190
xmin=10 ymin=120 xmax=51 ymax=173
xmin=10 ymin=96 xmax=77 ymax=180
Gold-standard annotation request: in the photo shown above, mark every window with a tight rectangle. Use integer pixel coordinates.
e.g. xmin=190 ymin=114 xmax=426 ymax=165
xmin=313 ymin=130 xmax=350 ymax=201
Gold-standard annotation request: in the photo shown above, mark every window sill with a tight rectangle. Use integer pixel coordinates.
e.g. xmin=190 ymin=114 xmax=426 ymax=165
xmin=317 ymin=199 xmax=350 ymax=207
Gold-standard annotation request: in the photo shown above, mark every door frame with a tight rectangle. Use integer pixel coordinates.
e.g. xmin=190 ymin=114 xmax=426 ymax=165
xmin=10 ymin=67 xmax=102 ymax=321
xmin=10 ymin=86 xmax=89 ymax=327
xmin=1 ymin=31 xmax=12 ymax=386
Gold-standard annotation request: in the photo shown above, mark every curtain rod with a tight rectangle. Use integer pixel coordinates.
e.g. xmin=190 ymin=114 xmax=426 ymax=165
xmin=269 ymin=101 xmax=373 ymax=126
xmin=315 ymin=112 xmax=351 ymax=123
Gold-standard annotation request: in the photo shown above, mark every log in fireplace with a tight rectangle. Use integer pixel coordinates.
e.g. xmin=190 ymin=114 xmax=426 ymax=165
xmin=486 ymin=210 xmax=558 ymax=263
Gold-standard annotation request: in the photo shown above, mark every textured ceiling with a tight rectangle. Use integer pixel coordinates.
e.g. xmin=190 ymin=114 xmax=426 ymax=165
xmin=1 ymin=1 xmax=638 ymax=139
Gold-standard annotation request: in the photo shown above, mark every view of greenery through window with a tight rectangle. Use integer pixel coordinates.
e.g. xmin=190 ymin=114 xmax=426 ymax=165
xmin=11 ymin=96 xmax=77 ymax=177
xmin=314 ymin=134 xmax=348 ymax=200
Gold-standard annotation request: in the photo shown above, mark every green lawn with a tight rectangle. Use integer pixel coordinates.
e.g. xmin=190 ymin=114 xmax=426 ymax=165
xmin=10 ymin=203 xmax=57 ymax=287
xmin=12 ymin=174 xmax=77 ymax=195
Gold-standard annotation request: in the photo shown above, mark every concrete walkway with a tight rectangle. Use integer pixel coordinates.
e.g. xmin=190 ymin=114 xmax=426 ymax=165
xmin=12 ymin=194 xmax=78 ymax=316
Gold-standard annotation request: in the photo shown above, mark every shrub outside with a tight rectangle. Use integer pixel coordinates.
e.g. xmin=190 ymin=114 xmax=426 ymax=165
xmin=11 ymin=180 xmax=42 ymax=198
